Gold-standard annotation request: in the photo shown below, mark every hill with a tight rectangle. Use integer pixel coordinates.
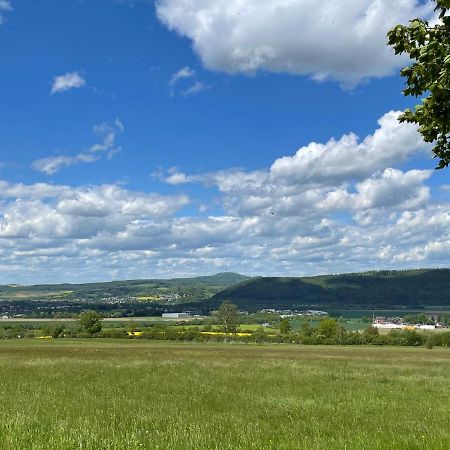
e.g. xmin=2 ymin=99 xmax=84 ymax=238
xmin=211 ymin=269 xmax=450 ymax=309
xmin=2 ymin=269 xmax=449 ymax=314
xmin=0 ymin=272 xmax=250 ymax=304
xmin=181 ymin=272 xmax=249 ymax=286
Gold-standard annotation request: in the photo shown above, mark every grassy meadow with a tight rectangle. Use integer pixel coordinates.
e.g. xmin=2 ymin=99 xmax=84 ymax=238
xmin=0 ymin=341 xmax=449 ymax=449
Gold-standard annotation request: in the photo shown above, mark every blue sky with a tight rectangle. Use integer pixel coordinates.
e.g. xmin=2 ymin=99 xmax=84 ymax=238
xmin=0 ymin=0 xmax=448 ymax=283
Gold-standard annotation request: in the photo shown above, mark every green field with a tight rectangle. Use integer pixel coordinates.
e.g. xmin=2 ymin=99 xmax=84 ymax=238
xmin=0 ymin=341 xmax=449 ymax=449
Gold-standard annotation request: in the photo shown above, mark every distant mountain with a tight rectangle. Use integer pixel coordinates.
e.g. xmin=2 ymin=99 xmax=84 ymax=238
xmin=182 ymin=272 xmax=250 ymax=286
xmin=0 ymin=272 xmax=250 ymax=303
xmin=211 ymin=269 xmax=450 ymax=309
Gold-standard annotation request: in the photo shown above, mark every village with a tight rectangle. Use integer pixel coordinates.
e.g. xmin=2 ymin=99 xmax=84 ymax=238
xmin=373 ymin=315 xmax=446 ymax=331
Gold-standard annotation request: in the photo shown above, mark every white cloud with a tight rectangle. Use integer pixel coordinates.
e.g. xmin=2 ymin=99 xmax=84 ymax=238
xmin=165 ymin=168 xmax=191 ymax=185
xmin=32 ymin=119 xmax=124 ymax=175
xmin=169 ymin=66 xmax=212 ymax=96
xmin=170 ymin=66 xmax=195 ymax=85
xmin=181 ymin=81 xmax=211 ymax=96
xmin=270 ymin=111 xmax=428 ymax=185
xmin=132 ymin=110 xmax=445 ymax=277
xmin=1 ymin=111 xmax=449 ymax=283
xmin=0 ymin=0 xmax=12 ymax=25
xmin=156 ymin=0 xmax=434 ymax=86
xmin=31 ymin=154 xmax=98 ymax=176
xmin=164 ymin=111 xmax=430 ymax=216
xmin=317 ymin=169 xmax=431 ymax=216
xmin=51 ymin=71 xmax=86 ymax=95
xmin=0 ymin=180 xmax=71 ymax=199
xmin=0 ymin=182 xmax=189 ymax=241
xmin=352 ymin=169 xmax=431 ymax=210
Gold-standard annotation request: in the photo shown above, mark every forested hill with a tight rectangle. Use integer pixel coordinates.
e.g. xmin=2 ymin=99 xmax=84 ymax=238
xmin=211 ymin=269 xmax=450 ymax=309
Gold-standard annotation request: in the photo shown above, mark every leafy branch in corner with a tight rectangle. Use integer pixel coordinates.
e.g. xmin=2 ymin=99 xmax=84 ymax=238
xmin=388 ymin=0 xmax=450 ymax=168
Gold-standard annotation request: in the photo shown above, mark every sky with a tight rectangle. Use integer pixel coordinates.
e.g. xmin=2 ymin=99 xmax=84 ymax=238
xmin=0 ymin=0 xmax=449 ymax=284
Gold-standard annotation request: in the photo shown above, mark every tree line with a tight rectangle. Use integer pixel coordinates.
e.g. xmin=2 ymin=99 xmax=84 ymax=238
xmin=1 ymin=305 xmax=450 ymax=348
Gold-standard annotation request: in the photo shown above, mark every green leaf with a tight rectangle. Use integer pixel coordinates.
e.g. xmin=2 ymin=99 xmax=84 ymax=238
xmin=388 ymin=1 xmax=450 ymax=169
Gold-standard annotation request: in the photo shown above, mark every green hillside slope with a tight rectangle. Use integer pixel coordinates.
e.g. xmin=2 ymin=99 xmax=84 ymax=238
xmin=212 ymin=269 xmax=450 ymax=309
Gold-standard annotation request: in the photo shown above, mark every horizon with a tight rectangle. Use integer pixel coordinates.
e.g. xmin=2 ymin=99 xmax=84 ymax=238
xmin=3 ymin=266 xmax=450 ymax=287
xmin=1 ymin=1 xmax=449 ymax=284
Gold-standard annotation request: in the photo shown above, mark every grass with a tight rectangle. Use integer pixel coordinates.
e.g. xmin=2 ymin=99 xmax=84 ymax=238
xmin=0 ymin=341 xmax=449 ymax=449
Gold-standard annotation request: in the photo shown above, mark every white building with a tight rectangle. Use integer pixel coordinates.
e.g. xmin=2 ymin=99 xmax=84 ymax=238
xmin=417 ymin=324 xmax=437 ymax=330
xmin=162 ymin=312 xmax=189 ymax=319
xmin=373 ymin=323 xmax=404 ymax=329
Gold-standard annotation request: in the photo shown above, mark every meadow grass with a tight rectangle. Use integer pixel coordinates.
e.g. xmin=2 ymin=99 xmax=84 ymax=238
xmin=0 ymin=341 xmax=449 ymax=449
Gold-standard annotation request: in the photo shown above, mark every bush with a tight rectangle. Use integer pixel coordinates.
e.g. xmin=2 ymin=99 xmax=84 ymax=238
xmin=440 ymin=332 xmax=450 ymax=347
xmin=402 ymin=330 xmax=425 ymax=346
xmin=99 ymin=329 xmax=127 ymax=339
xmin=371 ymin=335 xmax=390 ymax=346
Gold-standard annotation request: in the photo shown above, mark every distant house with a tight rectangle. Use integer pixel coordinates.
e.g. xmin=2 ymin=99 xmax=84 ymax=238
xmin=1 ymin=315 xmax=8 ymax=320
xmin=373 ymin=317 xmax=403 ymax=329
xmin=162 ymin=312 xmax=189 ymax=319
xmin=373 ymin=322 xmax=404 ymax=329
xmin=306 ymin=310 xmax=328 ymax=316
xmin=373 ymin=317 xmax=438 ymax=330
xmin=184 ymin=310 xmax=203 ymax=317
xmin=417 ymin=324 xmax=437 ymax=330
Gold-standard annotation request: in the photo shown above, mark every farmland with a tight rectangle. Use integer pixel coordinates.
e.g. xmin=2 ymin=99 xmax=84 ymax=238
xmin=0 ymin=341 xmax=449 ymax=449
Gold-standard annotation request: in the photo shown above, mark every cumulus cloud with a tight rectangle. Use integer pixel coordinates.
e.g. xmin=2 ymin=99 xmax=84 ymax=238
xmin=316 ymin=169 xmax=431 ymax=217
xmin=163 ymin=110 xmax=431 ymax=216
xmin=1 ymin=110 xmax=449 ymax=283
xmin=133 ymin=110 xmax=445 ymax=278
xmin=351 ymin=169 xmax=431 ymax=210
xmin=270 ymin=111 xmax=427 ymax=185
xmin=0 ymin=0 xmax=12 ymax=25
xmin=156 ymin=0 xmax=434 ymax=86
xmin=0 ymin=180 xmax=72 ymax=199
xmin=51 ymin=71 xmax=86 ymax=95
xmin=32 ymin=119 xmax=124 ymax=175
xmin=0 ymin=182 xmax=189 ymax=240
